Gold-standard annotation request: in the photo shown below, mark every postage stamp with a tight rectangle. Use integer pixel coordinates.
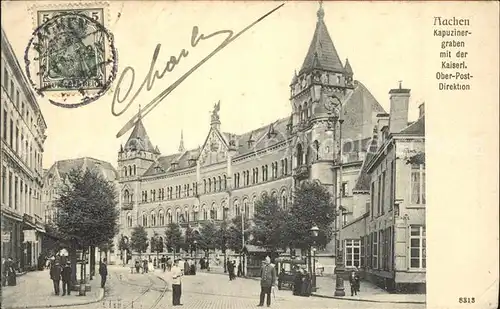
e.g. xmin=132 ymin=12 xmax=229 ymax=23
xmin=24 ymin=5 xmax=117 ymax=108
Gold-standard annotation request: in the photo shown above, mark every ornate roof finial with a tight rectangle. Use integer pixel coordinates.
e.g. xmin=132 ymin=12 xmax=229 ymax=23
xmin=317 ymin=0 xmax=325 ymax=21
xmin=398 ymin=80 xmax=403 ymax=89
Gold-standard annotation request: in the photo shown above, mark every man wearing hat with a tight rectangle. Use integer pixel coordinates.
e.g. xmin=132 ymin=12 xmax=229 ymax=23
xmin=258 ymin=256 xmax=276 ymax=307
xmin=171 ymin=259 xmax=183 ymax=306
xmin=61 ymin=261 xmax=72 ymax=296
xmin=50 ymin=259 xmax=62 ymax=295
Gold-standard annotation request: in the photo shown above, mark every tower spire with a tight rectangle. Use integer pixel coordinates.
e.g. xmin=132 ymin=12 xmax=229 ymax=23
xmin=317 ymin=1 xmax=324 ymax=20
xmin=138 ymin=104 xmax=142 ymax=120
xmin=178 ymin=130 xmax=185 ymax=152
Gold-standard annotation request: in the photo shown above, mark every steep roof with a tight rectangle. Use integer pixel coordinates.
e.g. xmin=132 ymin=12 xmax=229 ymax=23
xmin=45 ymin=157 xmax=118 ymax=182
xmin=300 ymin=6 xmax=344 ymax=74
xmin=353 ymin=131 xmax=379 ymax=193
xmin=397 ymin=115 xmax=425 ymax=136
xmin=125 ymin=115 xmax=157 ymax=153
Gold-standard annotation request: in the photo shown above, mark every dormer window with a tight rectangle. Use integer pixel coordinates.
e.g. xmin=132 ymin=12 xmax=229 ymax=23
xmin=154 ymin=166 xmax=162 ymax=173
xmin=336 ymin=76 xmax=341 ymax=84
xmin=171 ymin=162 xmax=178 ymax=169
xmin=188 ymin=157 xmax=196 ymax=166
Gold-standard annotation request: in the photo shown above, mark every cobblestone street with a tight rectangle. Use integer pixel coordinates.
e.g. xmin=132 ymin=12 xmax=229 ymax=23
xmin=1 ymin=266 xmax=426 ymax=309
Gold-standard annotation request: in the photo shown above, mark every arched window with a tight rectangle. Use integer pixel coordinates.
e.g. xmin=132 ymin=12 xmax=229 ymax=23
xmin=243 ymin=198 xmax=249 ymax=219
xmin=223 ymin=175 xmax=227 ymax=190
xmin=184 ymin=207 xmax=189 ymax=223
xmin=252 ymin=196 xmax=257 ymax=218
xmin=129 ymin=166 xmax=132 ymax=176
xmin=208 ymin=178 xmax=212 ymax=192
xmin=204 ymin=179 xmax=207 ymax=193
xmin=142 ymin=212 xmax=148 ymax=226
xmin=234 ymin=200 xmax=240 ymax=217
xmin=167 ymin=209 xmax=173 ymax=224
xmin=213 ymin=177 xmax=217 ymax=192
xmin=159 ymin=209 xmax=165 ymax=226
xmin=124 ymin=167 xmax=128 ymax=177
xmin=296 ymin=144 xmax=303 ymax=166
xmin=211 ymin=202 xmax=217 ymax=220
xmin=281 ymin=190 xmax=288 ymax=209
xmin=222 ymin=200 xmax=228 ymax=220
xmin=133 ymin=165 xmax=136 ymax=175
xmin=284 ymin=158 xmax=288 ymax=175
xmin=150 ymin=211 xmax=156 ymax=227
xmin=175 ymin=208 xmax=181 ymax=223
xmin=305 ymin=146 xmax=310 ymax=164
xmin=126 ymin=212 xmax=132 ymax=227
xmin=271 ymin=191 xmax=278 ymax=202
xmin=218 ymin=176 xmax=222 ymax=191
xmin=304 ymin=102 xmax=309 ymax=119
xmin=123 ymin=189 xmax=130 ymax=203
xmin=314 ymin=140 xmax=320 ymax=160
xmin=202 ymin=204 xmax=208 ymax=221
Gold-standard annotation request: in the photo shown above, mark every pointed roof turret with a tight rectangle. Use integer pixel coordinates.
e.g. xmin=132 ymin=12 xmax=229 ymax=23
xmin=300 ymin=3 xmax=344 ymax=74
xmin=344 ymin=58 xmax=353 ymax=75
xmin=125 ymin=105 xmax=156 ymax=153
xmin=178 ymin=130 xmax=185 ymax=152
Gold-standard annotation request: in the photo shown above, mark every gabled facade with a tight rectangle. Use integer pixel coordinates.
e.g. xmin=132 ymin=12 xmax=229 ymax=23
xmin=339 ymin=83 xmax=426 ymax=293
xmin=117 ymin=5 xmax=394 ymax=266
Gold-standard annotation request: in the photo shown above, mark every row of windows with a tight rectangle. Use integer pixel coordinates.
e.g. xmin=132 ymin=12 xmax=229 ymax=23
xmin=233 ymin=159 xmax=289 ymax=189
xmin=124 ymin=190 xmax=290 ymax=228
xmin=370 ymin=163 xmax=426 ymax=219
xmin=123 ymin=165 xmax=137 ymax=177
xmin=2 ymin=108 xmax=43 ymax=174
xmin=1 ymin=165 xmax=42 ymax=218
xmin=345 ymin=226 xmax=426 ymax=270
xmin=134 ymin=181 xmax=200 ymax=204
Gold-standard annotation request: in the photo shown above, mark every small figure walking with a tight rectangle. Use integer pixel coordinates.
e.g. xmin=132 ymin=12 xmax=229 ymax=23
xmin=61 ymin=261 xmax=72 ymax=296
xmin=99 ymin=258 xmax=108 ymax=289
xmin=349 ymin=270 xmax=360 ymax=296
xmin=50 ymin=259 xmax=62 ymax=295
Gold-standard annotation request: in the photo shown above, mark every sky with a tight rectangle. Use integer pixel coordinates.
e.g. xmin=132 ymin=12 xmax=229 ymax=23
xmin=0 ymin=1 xmax=495 ymax=170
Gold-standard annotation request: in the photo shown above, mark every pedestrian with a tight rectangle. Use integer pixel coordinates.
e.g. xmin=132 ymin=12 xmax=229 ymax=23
xmin=166 ymin=257 xmax=172 ymax=271
xmin=142 ymin=258 xmax=148 ymax=273
xmin=161 ymin=255 xmax=167 ymax=272
xmin=349 ymin=270 xmax=360 ymax=296
xmin=135 ymin=259 xmax=140 ymax=274
xmin=227 ymin=260 xmax=234 ymax=281
xmin=6 ymin=257 xmax=16 ymax=286
xmin=99 ymin=258 xmax=108 ymax=289
xmin=292 ymin=267 xmax=303 ymax=296
xmin=61 ymin=262 xmax=72 ymax=296
xmin=258 ymin=256 xmax=276 ymax=307
xmin=50 ymin=259 xmax=62 ymax=295
xmin=1 ymin=257 xmax=6 ymax=287
xmin=171 ymin=259 xmax=183 ymax=306
xmin=237 ymin=261 xmax=242 ymax=277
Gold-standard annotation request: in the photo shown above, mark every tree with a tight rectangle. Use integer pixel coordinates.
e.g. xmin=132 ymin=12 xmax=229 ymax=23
xmin=251 ymin=193 xmax=290 ymax=253
xmin=150 ymin=231 xmax=164 ymax=263
xmin=287 ymin=181 xmax=336 ymax=250
xmin=130 ymin=226 xmax=149 ymax=257
xmin=198 ymin=221 xmax=218 ymax=255
xmin=164 ymin=223 xmax=182 ymax=258
xmin=118 ymin=235 xmax=130 ymax=264
xmin=54 ymin=168 xmax=119 ymax=285
xmin=98 ymin=239 xmax=114 ymax=261
xmin=226 ymin=215 xmax=252 ymax=253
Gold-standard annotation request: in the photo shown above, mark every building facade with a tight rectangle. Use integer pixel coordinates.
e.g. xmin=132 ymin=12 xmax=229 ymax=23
xmin=117 ymin=6 xmax=388 ymax=259
xmin=1 ymin=27 xmax=48 ymax=271
xmin=340 ymin=86 xmax=426 ymax=292
xmin=42 ymin=157 xmax=119 ymax=260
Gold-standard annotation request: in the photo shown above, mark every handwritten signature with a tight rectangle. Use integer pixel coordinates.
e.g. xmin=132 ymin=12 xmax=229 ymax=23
xmin=113 ymin=3 xmax=284 ymax=138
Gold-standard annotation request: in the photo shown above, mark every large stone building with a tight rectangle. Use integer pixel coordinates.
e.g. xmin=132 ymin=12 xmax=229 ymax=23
xmin=1 ymin=26 xmax=48 ymax=271
xmin=117 ymin=5 xmax=388 ymax=259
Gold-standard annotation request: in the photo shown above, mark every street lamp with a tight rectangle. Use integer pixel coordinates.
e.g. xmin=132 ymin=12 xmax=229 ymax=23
xmin=309 ymin=225 xmax=319 ymax=292
xmin=324 ymin=95 xmax=346 ymax=297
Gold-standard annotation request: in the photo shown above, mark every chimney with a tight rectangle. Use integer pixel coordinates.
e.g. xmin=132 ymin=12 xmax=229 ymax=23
xmin=389 ymin=81 xmax=410 ymax=133
xmin=418 ymin=102 xmax=425 ymax=118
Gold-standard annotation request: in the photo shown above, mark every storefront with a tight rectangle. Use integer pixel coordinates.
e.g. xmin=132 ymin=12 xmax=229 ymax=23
xmin=1 ymin=209 xmax=23 ymax=269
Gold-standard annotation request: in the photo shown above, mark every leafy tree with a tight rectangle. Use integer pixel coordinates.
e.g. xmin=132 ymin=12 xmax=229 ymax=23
xmin=130 ymin=226 xmax=149 ymax=257
xmin=54 ymin=168 xmax=119 ymax=284
xmin=164 ymin=223 xmax=182 ymax=255
xmin=251 ymin=193 xmax=290 ymax=253
xmin=118 ymin=235 xmax=130 ymax=264
xmin=198 ymin=221 xmax=218 ymax=255
xmin=226 ymin=215 xmax=252 ymax=253
xmin=150 ymin=231 xmax=164 ymax=264
xmin=287 ymin=181 xmax=336 ymax=250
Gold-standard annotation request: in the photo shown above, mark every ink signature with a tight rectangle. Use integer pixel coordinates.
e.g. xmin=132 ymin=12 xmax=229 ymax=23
xmin=113 ymin=3 xmax=285 ymax=138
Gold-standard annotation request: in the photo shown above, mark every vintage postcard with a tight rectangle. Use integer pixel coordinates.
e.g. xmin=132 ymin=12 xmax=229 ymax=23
xmin=0 ymin=1 xmax=498 ymax=309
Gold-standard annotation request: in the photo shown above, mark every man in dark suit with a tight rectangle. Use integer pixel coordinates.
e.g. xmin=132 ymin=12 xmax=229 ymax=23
xmin=61 ymin=262 xmax=72 ymax=296
xmin=99 ymin=258 xmax=108 ymax=289
xmin=50 ymin=260 xmax=62 ymax=295
xmin=258 ymin=256 xmax=276 ymax=307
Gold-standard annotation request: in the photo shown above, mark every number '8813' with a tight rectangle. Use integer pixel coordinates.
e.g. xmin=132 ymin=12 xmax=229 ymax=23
xmin=459 ymin=297 xmax=475 ymax=303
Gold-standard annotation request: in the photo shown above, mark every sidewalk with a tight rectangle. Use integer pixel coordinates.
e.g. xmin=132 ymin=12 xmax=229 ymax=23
xmin=313 ymin=275 xmax=426 ymax=304
xmin=1 ymin=269 xmax=104 ymax=309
